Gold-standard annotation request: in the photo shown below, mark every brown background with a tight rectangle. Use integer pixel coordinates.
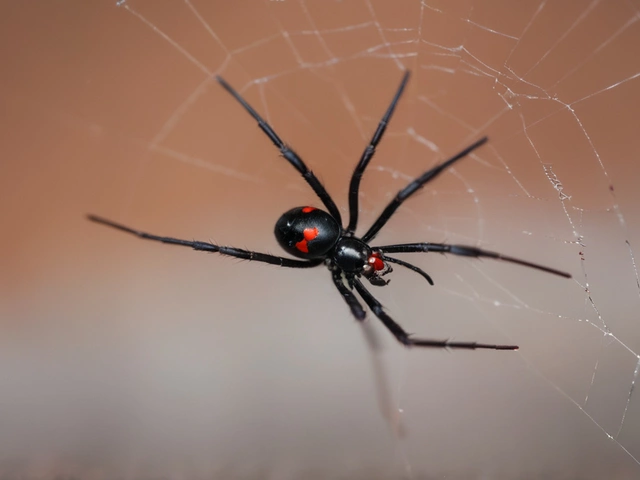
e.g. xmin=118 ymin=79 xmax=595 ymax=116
xmin=2 ymin=1 xmax=640 ymax=479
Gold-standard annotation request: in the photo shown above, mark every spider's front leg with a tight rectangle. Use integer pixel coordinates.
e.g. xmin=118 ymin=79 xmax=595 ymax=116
xmin=329 ymin=241 xmax=517 ymax=350
xmin=376 ymin=242 xmax=571 ymax=279
xmin=352 ymin=277 xmax=519 ymax=351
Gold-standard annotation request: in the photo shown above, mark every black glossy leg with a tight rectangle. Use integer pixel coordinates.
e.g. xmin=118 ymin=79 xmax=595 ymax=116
xmin=216 ymin=76 xmax=343 ymax=225
xmin=346 ymin=71 xmax=410 ymax=235
xmin=332 ymin=270 xmax=366 ymax=320
xmin=377 ymin=242 xmax=571 ymax=278
xmin=352 ymin=278 xmax=518 ymax=350
xmin=87 ymin=215 xmax=322 ymax=268
xmin=362 ymin=137 xmax=488 ymax=243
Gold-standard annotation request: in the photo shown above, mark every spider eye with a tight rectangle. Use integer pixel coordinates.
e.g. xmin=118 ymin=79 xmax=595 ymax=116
xmin=368 ymin=254 xmax=385 ymax=271
xmin=274 ymin=207 xmax=340 ymax=259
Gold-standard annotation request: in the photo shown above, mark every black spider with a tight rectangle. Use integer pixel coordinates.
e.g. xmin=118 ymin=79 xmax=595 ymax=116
xmin=88 ymin=71 xmax=571 ymax=351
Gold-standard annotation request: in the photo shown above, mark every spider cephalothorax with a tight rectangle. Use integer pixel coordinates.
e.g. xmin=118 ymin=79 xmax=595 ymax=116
xmin=88 ymin=71 xmax=571 ymax=351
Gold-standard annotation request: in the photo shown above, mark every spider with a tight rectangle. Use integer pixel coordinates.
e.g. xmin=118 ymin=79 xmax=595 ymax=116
xmin=88 ymin=71 xmax=571 ymax=351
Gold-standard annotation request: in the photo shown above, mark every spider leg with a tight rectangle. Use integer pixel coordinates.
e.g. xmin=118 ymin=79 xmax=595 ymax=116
xmin=87 ymin=215 xmax=322 ymax=269
xmin=351 ymin=278 xmax=518 ymax=350
xmin=377 ymin=242 xmax=571 ymax=278
xmin=361 ymin=137 xmax=488 ymax=243
xmin=346 ymin=71 xmax=410 ymax=235
xmin=380 ymin=254 xmax=434 ymax=285
xmin=331 ymin=270 xmax=366 ymax=320
xmin=216 ymin=76 xmax=342 ymax=226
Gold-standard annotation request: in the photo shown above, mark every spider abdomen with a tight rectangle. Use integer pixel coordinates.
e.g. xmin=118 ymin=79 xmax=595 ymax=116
xmin=274 ymin=206 xmax=341 ymax=259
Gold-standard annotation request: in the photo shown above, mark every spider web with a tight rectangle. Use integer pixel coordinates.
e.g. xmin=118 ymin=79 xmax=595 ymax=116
xmin=3 ymin=0 xmax=640 ymax=479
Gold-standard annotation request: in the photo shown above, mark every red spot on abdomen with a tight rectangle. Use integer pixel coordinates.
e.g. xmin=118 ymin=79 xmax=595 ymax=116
xmin=302 ymin=206 xmax=316 ymax=213
xmin=295 ymin=226 xmax=319 ymax=253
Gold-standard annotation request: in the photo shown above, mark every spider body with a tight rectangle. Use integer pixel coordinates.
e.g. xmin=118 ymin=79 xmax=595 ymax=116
xmin=330 ymin=236 xmax=391 ymax=287
xmin=332 ymin=236 xmax=373 ymax=273
xmin=274 ymin=206 xmax=340 ymax=258
xmin=275 ymin=205 xmax=386 ymax=277
xmin=88 ymin=71 xmax=571 ymax=351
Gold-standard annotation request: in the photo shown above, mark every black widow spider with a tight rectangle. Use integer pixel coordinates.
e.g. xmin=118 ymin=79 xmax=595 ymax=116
xmin=88 ymin=71 xmax=571 ymax=351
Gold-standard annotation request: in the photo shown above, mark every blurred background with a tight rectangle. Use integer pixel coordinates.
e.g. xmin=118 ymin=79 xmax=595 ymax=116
xmin=2 ymin=1 xmax=640 ymax=478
